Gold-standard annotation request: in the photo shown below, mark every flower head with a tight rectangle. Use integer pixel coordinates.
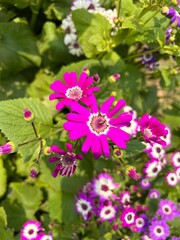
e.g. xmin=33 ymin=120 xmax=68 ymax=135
xmin=124 ymin=165 xmax=141 ymax=180
xmin=165 ymin=172 xmax=178 ymax=187
xmin=20 ymin=220 xmax=44 ymax=240
xmin=119 ymin=191 xmax=131 ymax=207
xmin=23 ymin=108 xmax=35 ymax=122
xmin=75 ymin=193 xmax=94 ymax=220
xmin=148 ymin=189 xmax=160 ymax=199
xmin=36 ymin=232 xmax=53 ymax=240
xmin=139 ymin=114 xmax=168 ymax=146
xmin=49 ymin=143 xmax=83 ymax=177
xmin=0 ymin=142 xmax=17 ymax=155
xmin=49 ymin=71 xmax=99 ymax=111
xmin=139 ymin=177 xmax=152 ymax=189
xmin=157 ymin=199 xmax=178 ymax=220
xmin=135 ymin=214 xmax=149 ymax=233
xmin=171 ymin=151 xmax=180 ymax=167
xmin=97 ymin=201 xmax=117 ymax=222
xmin=120 ymin=207 xmax=136 ymax=228
xmin=149 ymin=220 xmax=170 ymax=240
xmin=90 ymin=173 xmax=119 ymax=200
xmin=143 ymin=159 xmax=162 ymax=178
xmin=64 ymin=96 xmax=132 ymax=158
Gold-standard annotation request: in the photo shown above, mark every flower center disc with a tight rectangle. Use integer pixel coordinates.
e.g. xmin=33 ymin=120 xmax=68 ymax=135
xmin=88 ymin=113 xmax=109 ymax=135
xmin=61 ymin=154 xmax=75 ymax=166
xmin=144 ymin=128 xmax=153 ymax=138
xmin=66 ymin=86 xmax=82 ymax=100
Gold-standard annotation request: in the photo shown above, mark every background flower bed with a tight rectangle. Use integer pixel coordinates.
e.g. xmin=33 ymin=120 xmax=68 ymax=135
xmin=0 ymin=0 xmax=180 ymax=239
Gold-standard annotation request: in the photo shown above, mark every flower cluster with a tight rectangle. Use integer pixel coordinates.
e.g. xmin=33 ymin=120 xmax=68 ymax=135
xmin=75 ymin=172 xmax=180 ymax=239
xmin=140 ymin=48 xmax=159 ymax=70
xmin=20 ymin=220 xmax=53 ymax=240
xmin=61 ymin=0 xmax=117 ymax=56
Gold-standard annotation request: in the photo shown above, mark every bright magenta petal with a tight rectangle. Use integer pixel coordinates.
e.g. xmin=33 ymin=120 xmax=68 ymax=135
xmin=70 ymin=102 xmax=90 ymax=116
xmin=108 ymin=99 xmax=126 ymax=118
xmin=50 ymin=80 xmax=67 ymax=93
xmin=49 ymin=93 xmax=64 ymax=100
xmin=109 ymin=113 xmax=132 ymax=126
xmin=91 ymin=136 xmax=102 ymax=158
xmin=99 ymin=134 xmax=110 ymax=158
xmin=63 ymin=72 xmax=77 ymax=87
xmin=78 ymin=72 xmax=93 ymax=89
xmin=107 ymin=127 xmax=128 ymax=149
xmin=100 ymin=96 xmax=114 ymax=114
xmin=67 ymin=113 xmax=89 ymax=122
xmin=69 ymin=126 xmax=89 ymax=140
xmin=82 ymin=133 xmax=95 ymax=154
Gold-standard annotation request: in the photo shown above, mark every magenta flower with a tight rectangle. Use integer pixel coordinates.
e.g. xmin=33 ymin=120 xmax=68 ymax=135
xmin=157 ymin=199 xmax=178 ymax=220
xmin=75 ymin=193 xmax=94 ymax=220
xmin=135 ymin=214 xmax=149 ymax=233
xmin=97 ymin=202 xmax=117 ymax=222
xmin=120 ymin=207 xmax=136 ymax=228
xmin=139 ymin=114 xmax=168 ymax=146
xmin=64 ymin=96 xmax=132 ymax=158
xmin=148 ymin=189 xmax=160 ymax=199
xmin=36 ymin=232 xmax=53 ymax=240
xmin=0 ymin=142 xmax=16 ymax=155
xmin=149 ymin=220 xmax=170 ymax=240
xmin=20 ymin=220 xmax=44 ymax=240
xmin=49 ymin=71 xmax=99 ymax=111
xmin=90 ymin=173 xmax=119 ymax=200
xmin=49 ymin=143 xmax=83 ymax=177
xmin=165 ymin=172 xmax=178 ymax=187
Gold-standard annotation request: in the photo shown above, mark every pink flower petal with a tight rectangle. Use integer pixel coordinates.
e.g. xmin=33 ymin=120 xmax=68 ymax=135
xmin=91 ymin=136 xmax=102 ymax=158
xmin=107 ymin=127 xmax=129 ymax=148
xmin=67 ymin=113 xmax=89 ymax=122
xmin=66 ymin=143 xmax=73 ymax=152
xmin=99 ymin=134 xmax=110 ymax=158
xmin=69 ymin=126 xmax=89 ymax=140
xmin=100 ymin=96 xmax=114 ymax=114
xmin=63 ymin=72 xmax=77 ymax=87
xmin=78 ymin=72 xmax=93 ymax=89
xmin=50 ymin=80 xmax=67 ymax=93
xmin=82 ymin=133 xmax=95 ymax=154
xmin=70 ymin=102 xmax=90 ymax=116
xmin=49 ymin=93 xmax=64 ymax=100
xmin=108 ymin=99 xmax=126 ymax=118
xmin=63 ymin=122 xmax=85 ymax=131
xmin=109 ymin=113 xmax=132 ymax=126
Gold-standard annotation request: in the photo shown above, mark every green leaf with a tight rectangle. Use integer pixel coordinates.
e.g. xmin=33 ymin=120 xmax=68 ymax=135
xmin=10 ymin=182 xmax=43 ymax=217
xmin=72 ymin=9 xmax=112 ymax=58
xmin=0 ymin=98 xmax=53 ymax=161
xmin=154 ymin=28 xmax=165 ymax=46
xmin=121 ymin=0 xmax=137 ymax=15
xmin=145 ymin=198 xmax=159 ymax=218
xmin=0 ymin=207 xmax=7 ymax=227
xmin=160 ymin=69 xmax=171 ymax=87
xmin=0 ymin=21 xmax=41 ymax=79
xmin=0 ymin=227 xmax=14 ymax=240
xmin=124 ymin=140 xmax=145 ymax=158
xmin=0 ymin=158 xmax=7 ymax=198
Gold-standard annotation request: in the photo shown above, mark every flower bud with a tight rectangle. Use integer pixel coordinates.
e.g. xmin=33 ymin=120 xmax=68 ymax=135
xmin=113 ymin=147 xmax=123 ymax=158
xmin=0 ymin=142 xmax=17 ymax=155
xmin=93 ymin=73 xmax=100 ymax=83
xmin=30 ymin=163 xmax=40 ymax=178
xmin=109 ymin=73 xmax=121 ymax=83
xmin=83 ymin=67 xmax=90 ymax=75
xmin=23 ymin=108 xmax=35 ymax=122
xmin=44 ymin=146 xmax=52 ymax=155
xmin=124 ymin=165 xmax=141 ymax=180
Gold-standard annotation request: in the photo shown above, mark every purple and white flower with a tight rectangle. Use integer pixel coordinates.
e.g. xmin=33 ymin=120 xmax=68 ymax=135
xmin=144 ymin=159 xmax=162 ymax=178
xmin=148 ymin=189 xmax=160 ymax=199
xmin=157 ymin=199 xmax=178 ymax=220
xmin=75 ymin=193 xmax=94 ymax=220
xmin=165 ymin=172 xmax=178 ymax=187
xmin=139 ymin=177 xmax=152 ymax=189
xmin=171 ymin=151 xmax=180 ymax=167
xmin=120 ymin=207 xmax=136 ymax=228
xmin=149 ymin=220 xmax=170 ymax=240
xmin=20 ymin=220 xmax=44 ymax=240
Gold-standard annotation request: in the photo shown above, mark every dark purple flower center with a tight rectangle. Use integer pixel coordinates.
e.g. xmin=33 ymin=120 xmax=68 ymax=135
xmin=66 ymin=86 xmax=82 ymax=100
xmin=88 ymin=4 xmax=95 ymax=10
xmin=127 ymin=214 xmax=132 ymax=221
xmin=89 ymin=113 xmax=109 ymax=135
xmin=156 ymin=147 xmax=161 ymax=153
xmin=81 ymin=203 xmax=88 ymax=210
xmin=28 ymin=229 xmax=34 ymax=235
xmin=178 ymin=158 xmax=180 ymax=162
xmin=164 ymin=206 xmax=170 ymax=213
xmin=153 ymin=167 xmax=158 ymax=173
xmin=101 ymin=184 xmax=109 ymax=192
xmin=138 ymin=220 xmax=143 ymax=225
xmin=61 ymin=154 xmax=75 ymax=166
xmin=105 ymin=210 xmax=111 ymax=215
xmin=65 ymin=26 xmax=71 ymax=34
xmin=74 ymin=42 xmax=79 ymax=48
xmin=156 ymin=227 xmax=162 ymax=233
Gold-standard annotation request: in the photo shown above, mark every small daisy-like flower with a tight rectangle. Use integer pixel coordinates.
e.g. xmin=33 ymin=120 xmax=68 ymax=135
xmin=119 ymin=191 xmax=131 ymax=207
xmin=175 ymin=167 xmax=180 ymax=181
xmin=90 ymin=173 xmax=119 ymax=200
xmin=166 ymin=172 xmax=178 ymax=187
xmin=149 ymin=220 xmax=170 ymax=240
xmin=36 ymin=232 xmax=53 ymax=240
xmin=171 ymin=151 xmax=180 ymax=167
xmin=144 ymin=159 xmax=162 ymax=178
xmin=68 ymin=41 xmax=84 ymax=56
xmin=146 ymin=143 xmax=166 ymax=160
xmin=64 ymin=96 xmax=132 ymax=158
xmin=30 ymin=163 xmax=40 ymax=178
xmin=0 ymin=142 xmax=17 ymax=155
xmin=139 ymin=114 xmax=168 ymax=146
xmin=139 ymin=177 xmax=152 ymax=189
xmin=157 ymin=199 xmax=178 ymax=220
xmin=120 ymin=207 xmax=136 ymax=228
xmin=171 ymin=236 xmax=180 ymax=240
xmin=161 ymin=126 xmax=171 ymax=147
xmin=135 ymin=214 xmax=149 ymax=233
xmin=20 ymin=220 xmax=44 ymax=240
xmin=98 ymin=202 xmax=117 ymax=222
xmin=49 ymin=143 xmax=83 ymax=177
xmin=140 ymin=48 xmax=159 ymax=70
xmin=121 ymin=118 xmax=138 ymax=137
xmin=49 ymin=71 xmax=99 ymax=111
xmin=75 ymin=193 xmax=93 ymax=220
xmin=148 ymin=189 xmax=160 ymax=199
xmin=123 ymin=105 xmax=137 ymax=120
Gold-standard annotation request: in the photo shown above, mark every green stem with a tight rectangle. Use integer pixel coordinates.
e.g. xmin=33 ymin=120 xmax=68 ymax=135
xmin=125 ymin=47 xmax=160 ymax=61
xmin=18 ymin=138 xmax=38 ymax=147
xmin=36 ymin=139 xmax=43 ymax=164
xmin=31 ymin=122 xmax=39 ymax=139
xmin=73 ymin=140 xmax=79 ymax=151
xmin=117 ymin=0 xmax=122 ymax=19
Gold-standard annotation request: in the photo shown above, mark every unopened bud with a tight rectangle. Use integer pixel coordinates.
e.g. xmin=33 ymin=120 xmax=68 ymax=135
xmin=83 ymin=67 xmax=90 ymax=75
xmin=30 ymin=163 xmax=40 ymax=178
xmin=93 ymin=73 xmax=100 ymax=83
xmin=24 ymin=108 xmax=35 ymax=122
xmin=161 ymin=6 xmax=169 ymax=14
xmin=113 ymin=147 xmax=123 ymax=158
xmin=111 ymin=91 xmax=117 ymax=96
xmin=0 ymin=142 xmax=17 ymax=155
xmin=109 ymin=74 xmax=121 ymax=83
xmin=44 ymin=146 xmax=52 ymax=155
xmin=124 ymin=165 xmax=141 ymax=180
xmin=112 ymin=223 xmax=119 ymax=231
